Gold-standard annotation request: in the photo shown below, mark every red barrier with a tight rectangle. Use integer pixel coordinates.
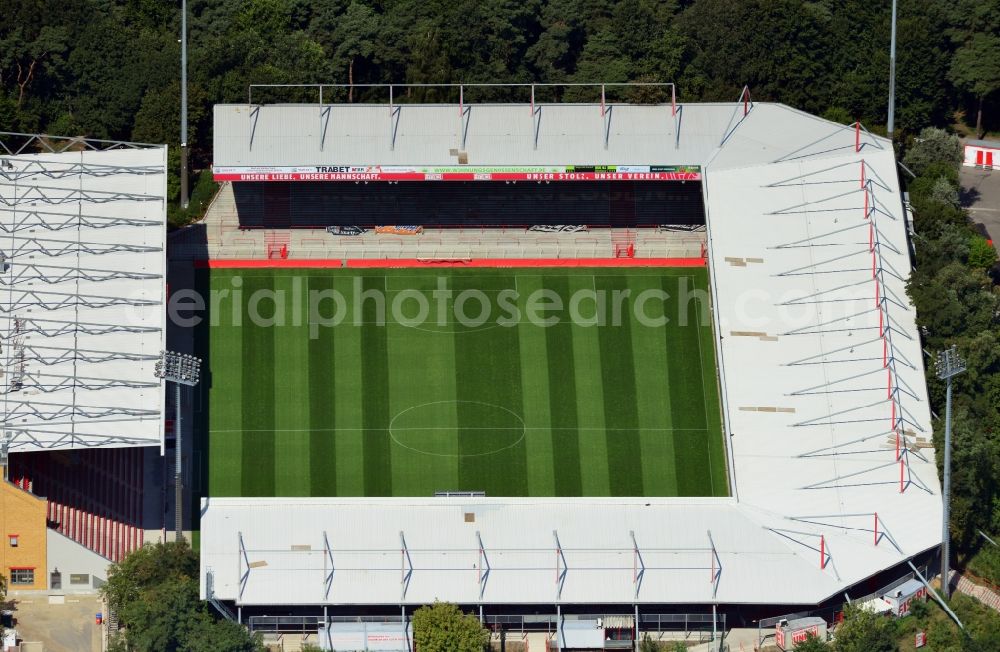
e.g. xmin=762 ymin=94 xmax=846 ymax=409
xmin=199 ymin=257 xmax=707 ymax=269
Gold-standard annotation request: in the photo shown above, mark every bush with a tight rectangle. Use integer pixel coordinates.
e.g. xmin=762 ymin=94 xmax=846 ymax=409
xmin=932 ymin=177 xmax=962 ymax=208
xmin=904 ymin=127 xmax=963 ymax=177
xmin=910 ymin=194 xmax=968 ymax=238
xmin=167 ymin=169 xmax=221 ymax=229
xmin=969 ymin=236 xmax=998 ymax=270
xmin=968 ymin=539 xmax=1000 ymax=585
xmin=412 ymin=602 xmax=489 ymax=652
xmin=833 ymin=604 xmax=897 ymax=652
xmin=101 ymin=542 xmax=261 ymax=652
xmin=920 ymin=161 xmax=961 ymax=189
xmin=821 ymin=107 xmax=852 ymax=124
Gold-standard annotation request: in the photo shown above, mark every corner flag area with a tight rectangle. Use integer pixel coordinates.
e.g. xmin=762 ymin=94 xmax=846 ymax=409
xmin=200 ymin=267 xmax=726 ymax=498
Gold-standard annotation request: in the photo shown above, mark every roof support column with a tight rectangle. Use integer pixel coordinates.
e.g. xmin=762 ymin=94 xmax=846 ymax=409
xmin=400 ymin=531 xmax=413 ymax=601
xmin=553 ymin=530 xmax=567 ymax=601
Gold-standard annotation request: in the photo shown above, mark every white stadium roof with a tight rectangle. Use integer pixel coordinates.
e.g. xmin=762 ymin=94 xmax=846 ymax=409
xmin=202 ymin=99 xmax=940 ymax=607
xmin=213 ymin=101 xmax=737 ymax=170
xmin=0 ymin=134 xmax=167 ymax=454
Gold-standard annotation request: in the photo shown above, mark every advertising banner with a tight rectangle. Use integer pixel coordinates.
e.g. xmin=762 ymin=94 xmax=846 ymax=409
xmin=213 ymin=164 xmax=702 ymax=182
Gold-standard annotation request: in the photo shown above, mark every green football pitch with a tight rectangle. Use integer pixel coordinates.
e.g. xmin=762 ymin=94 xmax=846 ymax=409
xmin=199 ymin=267 xmax=727 ymax=497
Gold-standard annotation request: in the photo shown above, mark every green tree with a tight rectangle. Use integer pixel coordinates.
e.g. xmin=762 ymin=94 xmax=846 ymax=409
xmin=526 ymin=0 xmax=584 ymax=86
xmin=949 ymin=34 xmax=1000 ymax=138
xmin=969 ymin=235 xmax=999 ymax=270
xmin=102 ymin=542 xmax=261 ymax=652
xmin=907 ymin=262 xmax=999 ymax=341
xmin=678 ymin=0 xmax=835 ymax=111
xmin=103 ymin=541 xmax=198 ymax=616
xmin=942 ymin=409 xmax=1000 ymax=550
xmin=404 ymin=24 xmax=453 ymax=100
xmin=932 ymin=176 xmax=962 ymax=208
xmin=904 ymin=127 xmax=963 ymax=177
xmin=331 ymin=2 xmax=380 ymax=102
xmin=638 ymin=633 xmax=658 ymax=652
xmin=412 ymin=602 xmax=489 ymax=652
xmin=832 ymin=604 xmax=897 ymax=652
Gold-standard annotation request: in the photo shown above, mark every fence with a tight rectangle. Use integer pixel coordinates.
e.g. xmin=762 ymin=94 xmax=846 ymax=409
xmin=168 ymin=230 xmax=706 ymax=262
xmin=248 ymin=615 xmax=322 ymax=634
xmin=247 ymin=611 xmax=724 ymax=640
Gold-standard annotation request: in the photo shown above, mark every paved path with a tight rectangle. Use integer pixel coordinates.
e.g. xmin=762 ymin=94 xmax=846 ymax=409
xmin=952 ymin=571 xmax=1000 ymax=612
xmin=10 ymin=594 xmax=103 ymax=652
xmin=961 ymin=166 xmax=1000 ymax=242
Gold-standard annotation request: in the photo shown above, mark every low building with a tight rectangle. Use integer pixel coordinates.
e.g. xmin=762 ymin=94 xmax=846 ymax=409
xmin=2 ymin=465 xmax=117 ymax=593
xmin=0 ymin=467 xmax=48 ymax=591
xmin=963 ymin=139 xmax=1000 ymax=169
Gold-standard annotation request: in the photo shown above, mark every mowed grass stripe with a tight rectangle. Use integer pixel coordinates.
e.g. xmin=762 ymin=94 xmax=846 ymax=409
xmin=594 ymin=274 xmax=642 ymax=496
xmin=661 ymin=274 xmax=711 ymax=496
xmin=515 ymin=274 xmax=556 ymax=496
xmin=360 ymin=274 xmax=393 ymax=496
xmin=567 ymin=274 xmax=610 ymax=496
xmin=240 ymin=272 xmax=276 ymax=496
xmin=308 ymin=273 xmax=338 ymax=496
xmin=273 ymin=274 xmax=312 ymax=496
xmin=332 ymin=275 xmax=366 ymax=495
xmin=627 ymin=273 xmax=678 ymax=496
xmin=207 ymin=271 xmax=243 ymax=496
xmin=386 ymin=283 xmax=459 ymax=495
xmin=453 ymin=273 xmax=529 ymax=495
xmin=542 ymin=275 xmax=583 ymax=496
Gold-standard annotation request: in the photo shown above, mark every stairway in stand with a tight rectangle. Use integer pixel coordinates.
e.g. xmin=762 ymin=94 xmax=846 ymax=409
xmin=611 ymin=228 xmax=636 ymax=258
xmin=266 ymin=231 xmax=290 ymax=259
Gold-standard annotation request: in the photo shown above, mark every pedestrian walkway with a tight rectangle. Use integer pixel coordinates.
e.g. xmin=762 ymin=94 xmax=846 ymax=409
xmin=952 ymin=571 xmax=1000 ymax=612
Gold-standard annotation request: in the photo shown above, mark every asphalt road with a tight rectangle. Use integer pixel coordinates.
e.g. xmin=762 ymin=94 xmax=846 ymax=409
xmin=9 ymin=594 xmax=103 ymax=652
xmin=961 ymin=166 xmax=1000 ymax=242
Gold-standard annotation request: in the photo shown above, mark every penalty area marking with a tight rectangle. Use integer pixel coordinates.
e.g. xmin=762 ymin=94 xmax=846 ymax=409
xmin=388 ymin=399 xmax=526 ymax=458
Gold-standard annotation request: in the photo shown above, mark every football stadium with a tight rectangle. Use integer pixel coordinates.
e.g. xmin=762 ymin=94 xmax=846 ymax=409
xmin=181 ymin=84 xmax=944 ymax=648
xmin=0 ymin=81 xmax=945 ymax=649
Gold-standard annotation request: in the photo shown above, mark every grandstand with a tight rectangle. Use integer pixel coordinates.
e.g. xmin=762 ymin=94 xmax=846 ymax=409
xmin=195 ymin=85 xmax=941 ymax=645
xmin=0 ymin=136 xmax=167 ymax=455
xmin=0 ymin=133 xmax=168 ymax=564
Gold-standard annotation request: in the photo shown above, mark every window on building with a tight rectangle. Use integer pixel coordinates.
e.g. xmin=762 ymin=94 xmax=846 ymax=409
xmin=10 ymin=568 xmax=34 ymax=585
xmin=7 ymin=534 xmax=17 ymax=548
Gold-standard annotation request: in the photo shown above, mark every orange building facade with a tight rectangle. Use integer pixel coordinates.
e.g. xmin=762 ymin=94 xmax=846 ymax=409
xmin=0 ymin=466 xmax=48 ymax=591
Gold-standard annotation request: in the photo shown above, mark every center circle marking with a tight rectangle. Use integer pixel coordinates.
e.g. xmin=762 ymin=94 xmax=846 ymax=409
xmin=388 ymin=400 xmax=526 ymax=458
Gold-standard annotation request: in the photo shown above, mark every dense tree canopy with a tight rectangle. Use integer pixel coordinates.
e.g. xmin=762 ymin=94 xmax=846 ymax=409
xmin=103 ymin=542 xmax=261 ymax=652
xmin=832 ymin=604 xmax=898 ymax=652
xmin=903 ymin=130 xmax=1000 ymax=557
xmin=1 ymin=0 xmax=997 ymax=224
xmin=2 ymin=0 xmax=998 ymax=162
xmin=412 ymin=602 xmax=490 ymax=652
